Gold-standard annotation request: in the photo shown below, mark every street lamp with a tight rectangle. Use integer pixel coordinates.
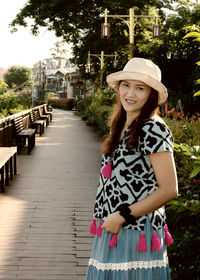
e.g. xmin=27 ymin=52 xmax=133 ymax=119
xmin=101 ymin=8 xmax=161 ymax=58
xmin=87 ymin=51 xmax=117 ymax=88
xmin=101 ymin=10 xmax=110 ymax=39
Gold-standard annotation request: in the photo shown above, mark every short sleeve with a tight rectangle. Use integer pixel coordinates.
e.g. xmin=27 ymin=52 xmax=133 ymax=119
xmin=139 ymin=120 xmax=174 ymax=155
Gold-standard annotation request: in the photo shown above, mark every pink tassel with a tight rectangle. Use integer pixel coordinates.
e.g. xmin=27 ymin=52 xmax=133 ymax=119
xmin=89 ymin=219 xmax=97 ymax=235
xmin=102 ymin=161 xmax=112 ymax=178
xmin=136 ymin=233 xmax=147 ymax=252
xmin=96 ymin=221 xmax=103 ymax=237
xmin=108 ymin=233 xmax=118 ymax=248
xmin=151 ymin=233 xmax=162 ymax=251
xmin=165 ymin=224 xmax=174 ymax=246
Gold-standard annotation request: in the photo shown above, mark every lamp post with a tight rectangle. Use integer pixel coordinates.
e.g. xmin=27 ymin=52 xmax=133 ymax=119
xmin=87 ymin=51 xmax=117 ymax=88
xmin=101 ymin=8 xmax=161 ymax=58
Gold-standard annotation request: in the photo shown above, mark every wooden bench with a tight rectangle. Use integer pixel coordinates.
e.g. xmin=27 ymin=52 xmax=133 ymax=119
xmin=13 ymin=116 xmax=36 ymax=154
xmin=29 ymin=110 xmax=45 ymax=136
xmin=0 ymin=147 xmax=17 ymax=192
xmin=38 ymin=107 xmax=50 ymax=126
xmin=43 ymin=104 xmax=53 ymax=121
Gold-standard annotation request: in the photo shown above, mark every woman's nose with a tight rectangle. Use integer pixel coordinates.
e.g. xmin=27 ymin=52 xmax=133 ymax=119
xmin=126 ymin=88 xmax=136 ymax=97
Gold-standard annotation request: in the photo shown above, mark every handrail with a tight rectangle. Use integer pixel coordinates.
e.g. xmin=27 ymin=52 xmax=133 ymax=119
xmin=0 ymin=105 xmax=45 ymax=126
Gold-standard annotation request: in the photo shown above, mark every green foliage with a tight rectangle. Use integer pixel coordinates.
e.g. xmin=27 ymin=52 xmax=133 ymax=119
xmin=17 ymin=88 xmax=32 ymax=108
xmin=89 ymin=105 xmax=112 ymax=137
xmin=184 ymin=24 xmax=200 ymax=97
xmin=165 ymin=116 xmax=200 ymax=278
xmin=76 ymin=96 xmax=93 ymax=115
xmin=76 ymin=88 xmax=115 ymax=136
xmin=166 ymin=191 xmax=200 ymax=279
xmin=0 ymin=92 xmax=22 ymax=117
xmin=48 ymin=97 xmax=77 ymax=110
xmin=164 ymin=118 xmax=200 ymax=146
xmin=4 ymin=65 xmax=32 ymax=89
xmin=174 ymin=143 xmax=200 ymax=179
xmin=0 ymin=79 xmax=8 ymax=95
xmin=91 ymin=88 xmax=116 ymax=106
xmin=165 ymin=118 xmax=200 ymax=192
xmin=0 ymin=89 xmax=32 ymax=118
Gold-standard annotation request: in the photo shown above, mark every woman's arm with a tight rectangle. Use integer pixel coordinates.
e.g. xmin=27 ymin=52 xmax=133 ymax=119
xmin=129 ymin=151 xmax=178 ymax=217
xmin=102 ymin=151 xmax=178 ymax=234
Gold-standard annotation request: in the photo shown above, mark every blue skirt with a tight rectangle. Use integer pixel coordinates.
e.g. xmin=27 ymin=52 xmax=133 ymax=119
xmin=86 ymin=218 xmax=171 ymax=280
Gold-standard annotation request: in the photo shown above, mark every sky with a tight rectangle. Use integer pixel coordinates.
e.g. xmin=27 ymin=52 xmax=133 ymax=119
xmin=0 ymin=0 xmax=72 ymax=69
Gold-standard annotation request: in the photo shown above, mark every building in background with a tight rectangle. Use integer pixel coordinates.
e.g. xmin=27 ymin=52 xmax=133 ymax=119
xmin=32 ymin=57 xmax=84 ymax=104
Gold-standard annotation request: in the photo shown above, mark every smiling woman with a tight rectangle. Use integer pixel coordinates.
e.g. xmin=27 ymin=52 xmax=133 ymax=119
xmin=86 ymin=58 xmax=178 ymax=280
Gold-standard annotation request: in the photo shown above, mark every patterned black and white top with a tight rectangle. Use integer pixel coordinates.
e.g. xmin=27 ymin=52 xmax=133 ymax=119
xmin=93 ymin=118 xmax=174 ymax=232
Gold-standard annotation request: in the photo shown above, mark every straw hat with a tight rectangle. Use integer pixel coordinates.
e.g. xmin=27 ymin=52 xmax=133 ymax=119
xmin=106 ymin=57 xmax=168 ymax=104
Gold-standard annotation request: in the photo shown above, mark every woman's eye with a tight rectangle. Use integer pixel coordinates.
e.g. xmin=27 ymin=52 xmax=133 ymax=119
xmin=137 ymin=87 xmax=145 ymax=91
xmin=122 ymin=83 xmax=129 ymax=87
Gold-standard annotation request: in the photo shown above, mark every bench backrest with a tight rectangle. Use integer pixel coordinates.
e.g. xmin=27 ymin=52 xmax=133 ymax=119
xmin=13 ymin=116 xmax=24 ymax=134
xmin=29 ymin=110 xmax=36 ymax=123
xmin=43 ymin=104 xmax=48 ymax=114
xmin=38 ymin=107 xmax=43 ymax=117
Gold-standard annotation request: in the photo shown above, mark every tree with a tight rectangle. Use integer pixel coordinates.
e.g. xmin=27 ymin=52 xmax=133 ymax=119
xmin=50 ymin=41 xmax=68 ymax=58
xmin=9 ymin=0 xmax=200 ymax=113
xmin=0 ymin=79 xmax=8 ymax=95
xmin=9 ymin=1 xmax=174 ymax=72
xmin=4 ymin=65 xmax=32 ymax=89
xmin=137 ymin=3 xmax=200 ymax=113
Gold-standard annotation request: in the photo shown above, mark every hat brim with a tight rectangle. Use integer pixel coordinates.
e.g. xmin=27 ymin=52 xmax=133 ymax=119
xmin=106 ymin=71 xmax=168 ymax=105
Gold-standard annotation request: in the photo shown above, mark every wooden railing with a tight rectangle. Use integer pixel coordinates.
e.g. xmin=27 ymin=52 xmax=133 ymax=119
xmin=0 ymin=105 xmax=45 ymax=147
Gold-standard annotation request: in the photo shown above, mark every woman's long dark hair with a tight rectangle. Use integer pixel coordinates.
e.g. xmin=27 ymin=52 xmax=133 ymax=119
xmin=101 ymin=88 xmax=159 ymax=155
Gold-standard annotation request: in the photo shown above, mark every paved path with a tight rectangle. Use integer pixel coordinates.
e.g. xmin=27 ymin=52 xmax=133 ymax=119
xmin=0 ymin=109 xmax=101 ymax=280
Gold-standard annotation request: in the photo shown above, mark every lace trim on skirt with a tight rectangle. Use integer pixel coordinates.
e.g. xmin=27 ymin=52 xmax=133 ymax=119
xmin=88 ymin=257 xmax=169 ymax=271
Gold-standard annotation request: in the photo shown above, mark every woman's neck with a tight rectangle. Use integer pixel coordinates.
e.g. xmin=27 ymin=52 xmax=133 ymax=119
xmin=125 ymin=112 xmax=140 ymax=128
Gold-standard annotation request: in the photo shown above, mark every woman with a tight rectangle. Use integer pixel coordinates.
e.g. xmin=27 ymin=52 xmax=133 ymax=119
xmin=86 ymin=57 xmax=178 ymax=280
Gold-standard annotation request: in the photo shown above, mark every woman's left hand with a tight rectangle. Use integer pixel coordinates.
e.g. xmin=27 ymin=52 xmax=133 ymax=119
xmin=101 ymin=211 xmax=125 ymax=234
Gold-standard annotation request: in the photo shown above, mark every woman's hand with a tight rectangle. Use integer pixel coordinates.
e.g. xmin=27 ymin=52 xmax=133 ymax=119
xmin=101 ymin=211 xmax=125 ymax=234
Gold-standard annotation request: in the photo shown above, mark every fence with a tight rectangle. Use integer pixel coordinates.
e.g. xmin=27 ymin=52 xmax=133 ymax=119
xmin=0 ymin=105 xmax=45 ymax=147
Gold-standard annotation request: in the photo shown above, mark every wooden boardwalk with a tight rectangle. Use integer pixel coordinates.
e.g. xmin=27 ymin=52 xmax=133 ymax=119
xmin=0 ymin=109 xmax=101 ymax=280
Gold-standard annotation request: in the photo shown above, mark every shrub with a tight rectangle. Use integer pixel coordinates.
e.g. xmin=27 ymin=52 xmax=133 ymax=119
xmin=0 ymin=91 xmax=30 ymax=118
xmin=48 ymin=97 xmax=77 ymax=110
xmin=165 ymin=118 xmax=200 ymax=146
xmin=0 ymin=79 xmax=8 ymax=95
xmin=0 ymin=91 xmax=20 ymax=116
xmin=92 ymin=88 xmax=116 ymax=106
xmin=17 ymin=88 xmax=32 ymax=108
xmin=89 ymin=105 xmax=112 ymax=137
xmin=76 ymin=96 xmax=93 ymax=114
xmin=166 ymin=191 xmax=200 ymax=279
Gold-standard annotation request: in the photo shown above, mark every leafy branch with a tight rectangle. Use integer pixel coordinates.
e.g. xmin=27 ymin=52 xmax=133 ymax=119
xmin=174 ymin=143 xmax=200 ymax=178
xmin=184 ymin=24 xmax=200 ymax=97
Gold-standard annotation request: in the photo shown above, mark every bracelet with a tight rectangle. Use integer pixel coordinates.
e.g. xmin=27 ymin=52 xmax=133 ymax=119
xmin=117 ymin=204 xmax=136 ymax=227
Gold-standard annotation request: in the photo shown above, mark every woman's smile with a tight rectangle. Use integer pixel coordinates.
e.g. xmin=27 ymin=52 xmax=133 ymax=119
xmin=125 ymin=99 xmax=136 ymax=104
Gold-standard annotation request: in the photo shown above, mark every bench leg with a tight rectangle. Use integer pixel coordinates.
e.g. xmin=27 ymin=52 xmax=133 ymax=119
xmin=14 ymin=153 xmax=17 ymax=175
xmin=17 ymin=137 xmax=21 ymax=154
xmin=28 ymin=137 xmax=31 ymax=154
xmin=1 ymin=166 xmax=5 ymax=192
xmin=5 ymin=161 xmax=9 ymax=185
xmin=42 ymin=123 xmax=45 ymax=134
xmin=10 ymin=157 xmax=13 ymax=180
xmin=39 ymin=124 xmax=42 ymax=136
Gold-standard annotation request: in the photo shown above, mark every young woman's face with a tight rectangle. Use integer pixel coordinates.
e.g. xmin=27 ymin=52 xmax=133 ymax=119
xmin=119 ymin=80 xmax=152 ymax=117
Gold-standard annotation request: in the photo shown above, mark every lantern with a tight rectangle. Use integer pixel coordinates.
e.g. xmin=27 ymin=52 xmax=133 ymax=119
xmin=153 ymin=24 xmax=161 ymax=38
xmin=101 ymin=23 xmax=110 ymax=39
